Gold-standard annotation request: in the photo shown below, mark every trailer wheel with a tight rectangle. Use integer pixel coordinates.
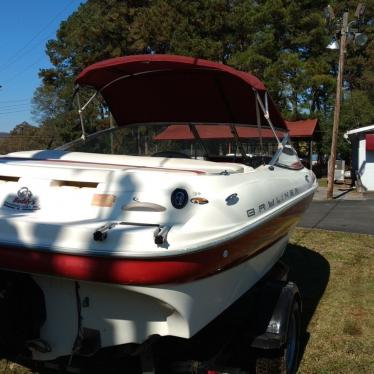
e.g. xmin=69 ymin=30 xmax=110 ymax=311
xmin=255 ymin=300 xmax=300 ymax=374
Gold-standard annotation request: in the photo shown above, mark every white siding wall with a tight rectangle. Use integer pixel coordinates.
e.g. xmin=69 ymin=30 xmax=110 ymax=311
xmin=358 ymin=137 xmax=374 ymax=191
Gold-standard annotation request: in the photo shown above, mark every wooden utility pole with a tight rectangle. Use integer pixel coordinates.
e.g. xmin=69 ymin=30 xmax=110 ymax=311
xmin=327 ymin=12 xmax=349 ymax=199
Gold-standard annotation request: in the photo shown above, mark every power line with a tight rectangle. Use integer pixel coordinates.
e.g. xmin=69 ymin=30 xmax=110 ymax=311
xmin=0 ymin=0 xmax=79 ymax=74
xmin=1 ymin=55 xmax=46 ymax=86
xmin=0 ymin=98 xmax=29 ymax=104
xmin=0 ymin=136 xmax=54 ymax=139
xmin=0 ymin=34 xmax=54 ymax=74
xmin=0 ymin=103 xmax=30 ymax=111
xmin=0 ymin=109 xmax=30 ymax=116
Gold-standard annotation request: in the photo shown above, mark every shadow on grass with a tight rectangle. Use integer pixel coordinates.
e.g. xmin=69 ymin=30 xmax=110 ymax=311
xmin=281 ymin=243 xmax=330 ymax=364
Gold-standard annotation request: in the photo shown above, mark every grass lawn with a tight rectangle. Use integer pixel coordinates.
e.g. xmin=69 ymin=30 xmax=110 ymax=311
xmin=0 ymin=228 xmax=373 ymax=373
xmin=283 ymin=228 xmax=374 ymax=374
xmin=317 ymin=177 xmax=328 ymax=187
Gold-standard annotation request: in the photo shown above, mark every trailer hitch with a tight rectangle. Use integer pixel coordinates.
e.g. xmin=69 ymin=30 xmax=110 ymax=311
xmin=93 ymin=222 xmax=171 ymax=245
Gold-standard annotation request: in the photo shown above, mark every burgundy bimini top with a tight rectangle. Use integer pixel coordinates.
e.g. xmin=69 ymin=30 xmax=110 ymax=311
xmin=75 ymin=54 xmax=287 ymax=129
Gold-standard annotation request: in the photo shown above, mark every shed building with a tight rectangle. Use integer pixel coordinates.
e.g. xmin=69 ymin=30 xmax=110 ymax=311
xmin=285 ymin=119 xmax=320 ymax=169
xmin=345 ymin=124 xmax=374 ymax=191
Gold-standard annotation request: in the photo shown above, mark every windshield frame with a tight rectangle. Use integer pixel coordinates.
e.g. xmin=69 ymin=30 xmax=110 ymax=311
xmin=56 ymin=121 xmax=295 ymax=166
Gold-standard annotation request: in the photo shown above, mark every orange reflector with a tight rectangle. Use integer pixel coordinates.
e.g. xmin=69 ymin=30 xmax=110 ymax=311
xmin=91 ymin=194 xmax=116 ymax=207
xmin=190 ymin=197 xmax=209 ymax=205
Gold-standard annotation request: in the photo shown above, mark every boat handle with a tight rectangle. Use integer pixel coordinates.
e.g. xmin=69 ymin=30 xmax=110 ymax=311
xmin=93 ymin=221 xmax=171 ymax=245
xmin=93 ymin=222 xmax=118 ymax=241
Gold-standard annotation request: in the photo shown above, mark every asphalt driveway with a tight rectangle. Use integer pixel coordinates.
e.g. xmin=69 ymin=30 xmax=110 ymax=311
xmin=298 ymin=195 xmax=374 ymax=235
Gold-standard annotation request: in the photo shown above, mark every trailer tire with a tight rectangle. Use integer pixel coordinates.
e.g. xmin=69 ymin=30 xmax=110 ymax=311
xmin=255 ymin=300 xmax=300 ymax=374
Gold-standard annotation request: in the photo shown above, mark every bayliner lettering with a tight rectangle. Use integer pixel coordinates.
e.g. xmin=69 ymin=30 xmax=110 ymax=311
xmin=4 ymin=187 xmax=40 ymax=211
xmin=247 ymin=188 xmax=299 ymax=218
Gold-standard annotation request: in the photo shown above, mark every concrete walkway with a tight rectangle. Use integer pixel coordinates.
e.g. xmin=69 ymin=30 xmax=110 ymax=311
xmin=298 ymin=186 xmax=374 ymax=235
xmin=312 ymin=184 xmax=367 ymax=201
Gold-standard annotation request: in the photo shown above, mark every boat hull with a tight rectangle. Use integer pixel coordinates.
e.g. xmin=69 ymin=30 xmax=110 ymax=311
xmin=0 ymin=193 xmax=312 ymax=285
xmin=31 ymin=234 xmax=289 ymax=361
xmin=0 ymin=151 xmax=317 ymax=361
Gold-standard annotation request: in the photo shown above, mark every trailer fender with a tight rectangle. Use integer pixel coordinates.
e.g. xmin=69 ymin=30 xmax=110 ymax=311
xmin=250 ymin=281 xmax=301 ymax=350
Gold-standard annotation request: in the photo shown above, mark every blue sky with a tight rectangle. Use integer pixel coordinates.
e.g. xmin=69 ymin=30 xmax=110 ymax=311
xmin=0 ymin=0 xmax=83 ymax=133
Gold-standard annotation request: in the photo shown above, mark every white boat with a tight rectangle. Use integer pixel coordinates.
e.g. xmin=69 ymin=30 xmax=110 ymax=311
xmin=0 ymin=55 xmax=316 ymax=363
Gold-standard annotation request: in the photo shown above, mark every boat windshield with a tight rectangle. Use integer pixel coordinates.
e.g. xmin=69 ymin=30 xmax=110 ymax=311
xmin=60 ymin=123 xmax=303 ymax=169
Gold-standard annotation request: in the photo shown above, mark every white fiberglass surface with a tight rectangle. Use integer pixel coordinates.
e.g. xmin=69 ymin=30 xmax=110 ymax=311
xmin=0 ymin=122 xmax=313 ymax=256
xmin=0 ymin=163 xmax=316 ymax=257
xmin=31 ymin=235 xmax=288 ymax=361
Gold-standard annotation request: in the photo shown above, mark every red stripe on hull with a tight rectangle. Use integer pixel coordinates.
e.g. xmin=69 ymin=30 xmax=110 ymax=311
xmin=0 ymin=195 xmax=312 ymax=285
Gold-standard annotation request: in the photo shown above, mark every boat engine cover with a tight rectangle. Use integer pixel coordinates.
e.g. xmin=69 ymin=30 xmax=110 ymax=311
xmin=0 ymin=271 xmax=46 ymax=356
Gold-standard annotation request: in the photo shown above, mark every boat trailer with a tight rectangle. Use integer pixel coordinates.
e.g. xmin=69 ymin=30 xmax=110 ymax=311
xmin=0 ymin=261 xmax=301 ymax=374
